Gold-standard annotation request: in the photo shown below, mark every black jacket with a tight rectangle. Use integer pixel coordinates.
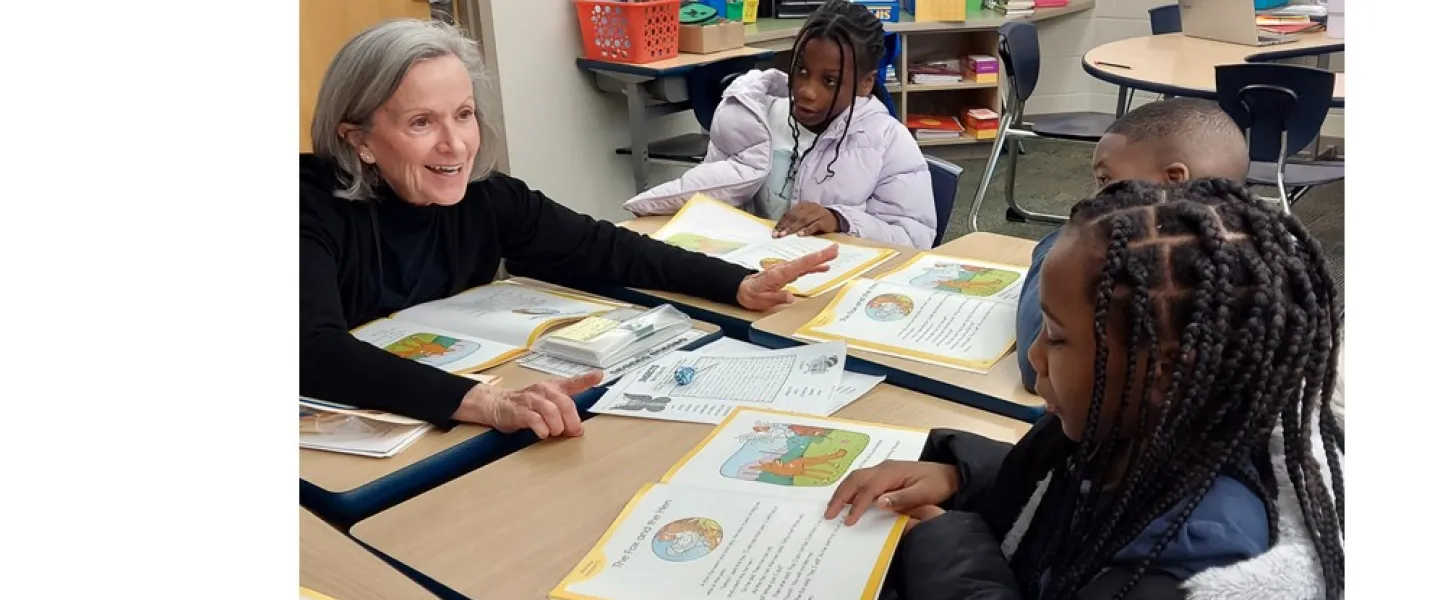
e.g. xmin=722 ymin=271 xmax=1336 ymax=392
xmin=882 ymin=415 xmax=1190 ymax=600
xmin=299 ymin=154 xmax=753 ymax=425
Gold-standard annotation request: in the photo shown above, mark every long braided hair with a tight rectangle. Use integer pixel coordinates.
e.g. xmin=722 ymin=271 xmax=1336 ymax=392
xmin=781 ymin=0 xmax=885 ymax=200
xmin=1023 ymin=178 xmax=1344 ymax=599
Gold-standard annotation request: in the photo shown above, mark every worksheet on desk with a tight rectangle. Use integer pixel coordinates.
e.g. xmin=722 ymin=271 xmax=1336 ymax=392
xmin=589 ymin=342 xmax=848 ymax=424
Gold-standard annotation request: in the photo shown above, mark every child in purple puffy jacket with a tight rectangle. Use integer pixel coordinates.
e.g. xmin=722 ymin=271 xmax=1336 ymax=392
xmin=623 ymin=0 xmax=936 ymax=249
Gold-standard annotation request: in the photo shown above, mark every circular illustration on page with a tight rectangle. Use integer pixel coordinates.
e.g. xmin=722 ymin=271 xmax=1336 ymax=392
xmin=651 ymin=517 xmax=723 ymax=562
xmin=721 ymin=423 xmax=871 ymax=487
xmin=383 ymin=333 xmax=482 ymax=367
xmin=908 ymin=262 xmax=1020 ymax=297
xmin=865 ymin=293 xmax=914 ymax=322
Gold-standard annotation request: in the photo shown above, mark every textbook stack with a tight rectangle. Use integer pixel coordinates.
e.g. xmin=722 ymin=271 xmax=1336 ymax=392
xmin=984 ymin=0 xmax=1035 ymax=17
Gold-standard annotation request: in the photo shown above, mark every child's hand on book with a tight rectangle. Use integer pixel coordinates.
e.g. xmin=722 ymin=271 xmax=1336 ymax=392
xmin=736 ymin=245 xmax=839 ymax=310
xmin=824 ymin=460 xmax=960 ymax=526
xmin=452 ymin=371 xmax=603 ymax=439
xmin=773 ymin=202 xmax=842 ymax=237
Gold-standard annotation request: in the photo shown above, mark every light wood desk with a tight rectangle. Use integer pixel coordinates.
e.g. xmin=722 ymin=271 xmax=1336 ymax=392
xmin=750 ymin=232 xmax=1044 ymax=420
xmin=612 ymin=216 xmax=916 ymax=333
xmin=300 ymin=278 xmax=719 ymax=525
xmin=353 ymin=384 xmax=1031 ymax=600
xmin=743 ymin=2 xmax=1097 ymax=50
xmin=1083 ymin=32 xmax=1344 ymax=107
xmin=301 ymin=507 xmax=433 ymax=600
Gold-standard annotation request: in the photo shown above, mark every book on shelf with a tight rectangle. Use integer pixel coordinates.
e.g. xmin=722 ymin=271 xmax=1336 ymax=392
xmin=906 ymin=114 xmax=967 ymax=140
xmin=549 ymin=408 xmax=929 ymax=600
xmin=908 ymin=60 xmax=966 ymax=84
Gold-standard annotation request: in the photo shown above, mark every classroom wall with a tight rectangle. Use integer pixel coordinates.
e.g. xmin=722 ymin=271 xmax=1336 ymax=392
xmin=483 ymin=0 xmax=699 ymax=222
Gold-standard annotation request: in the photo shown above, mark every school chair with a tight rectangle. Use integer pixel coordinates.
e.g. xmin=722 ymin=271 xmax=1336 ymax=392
xmin=615 ymin=58 xmax=762 ymax=165
xmin=1118 ymin=4 xmax=1183 ymax=115
xmin=964 ymin=21 xmax=1116 ymax=233
xmin=926 ymin=156 xmax=963 ymax=247
xmin=1214 ymin=63 xmax=1343 ymax=215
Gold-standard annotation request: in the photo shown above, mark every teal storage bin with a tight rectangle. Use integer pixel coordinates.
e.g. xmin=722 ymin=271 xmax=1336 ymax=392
xmin=1255 ymin=0 xmax=1288 ymax=9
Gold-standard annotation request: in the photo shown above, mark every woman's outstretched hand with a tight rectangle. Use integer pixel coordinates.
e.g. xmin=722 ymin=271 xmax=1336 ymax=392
xmin=452 ymin=371 xmax=603 ymax=439
xmin=735 ymin=245 xmax=839 ymax=311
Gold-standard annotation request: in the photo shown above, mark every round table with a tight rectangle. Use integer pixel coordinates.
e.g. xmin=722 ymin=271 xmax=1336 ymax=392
xmin=1083 ymin=32 xmax=1344 ymax=108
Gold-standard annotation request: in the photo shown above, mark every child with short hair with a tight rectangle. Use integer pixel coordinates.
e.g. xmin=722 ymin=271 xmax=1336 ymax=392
xmin=1017 ymin=98 xmax=1251 ymax=392
xmin=622 ymin=0 xmax=936 ymax=249
xmin=828 ymin=179 xmax=1345 ymax=600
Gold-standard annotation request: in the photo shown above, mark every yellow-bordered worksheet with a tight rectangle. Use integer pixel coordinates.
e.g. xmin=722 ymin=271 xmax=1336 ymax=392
xmin=652 ymin=194 xmax=898 ymax=297
xmin=795 ymin=253 xmax=1028 ymax=373
xmin=551 ymin=408 xmax=917 ymax=600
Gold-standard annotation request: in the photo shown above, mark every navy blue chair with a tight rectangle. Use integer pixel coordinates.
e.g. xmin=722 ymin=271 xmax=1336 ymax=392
xmin=1149 ymin=3 xmax=1182 ymax=35
xmin=616 ymin=59 xmax=760 ymax=164
xmin=965 ymin=21 xmax=1115 ymax=232
xmin=1119 ymin=4 xmax=1183 ymax=114
xmin=926 ymin=156 xmax=963 ymax=247
xmin=1215 ymin=63 xmax=1344 ymax=214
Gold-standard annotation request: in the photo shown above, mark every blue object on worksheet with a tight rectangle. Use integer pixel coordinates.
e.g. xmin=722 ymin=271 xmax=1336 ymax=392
xmin=674 ymin=365 xmax=698 ymax=386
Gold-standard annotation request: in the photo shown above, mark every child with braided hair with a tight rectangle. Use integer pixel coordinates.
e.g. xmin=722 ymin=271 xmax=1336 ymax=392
xmin=623 ymin=0 xmax=936 ymax=249
xmin=826 ymin=178 xmax=1344 ymax=600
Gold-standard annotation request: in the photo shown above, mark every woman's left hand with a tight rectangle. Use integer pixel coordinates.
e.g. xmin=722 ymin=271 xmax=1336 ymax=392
xmin=735 ymin=245 xmax=839 ymax=311
xmin=774 ymin=202 xmax=841 ymax=237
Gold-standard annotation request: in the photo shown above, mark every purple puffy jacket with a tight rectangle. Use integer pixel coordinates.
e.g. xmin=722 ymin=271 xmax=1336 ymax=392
xmin=623 ymin=69 xmax=937 ymax=249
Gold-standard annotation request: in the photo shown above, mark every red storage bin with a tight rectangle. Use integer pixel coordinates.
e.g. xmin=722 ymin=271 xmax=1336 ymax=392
xmin=575 ymin=0 xmax=681 ymax=65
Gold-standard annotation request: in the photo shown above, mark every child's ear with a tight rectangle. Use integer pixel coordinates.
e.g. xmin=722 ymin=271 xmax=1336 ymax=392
xmin=858 ymin=70 xmax=876 ymax=97
xmin=1162 ymin=162 xmax=1191 ymax=183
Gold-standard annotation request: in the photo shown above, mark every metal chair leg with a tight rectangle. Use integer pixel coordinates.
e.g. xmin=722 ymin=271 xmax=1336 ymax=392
xmin=1003 ymin=135 xmax=1021 ymax=209
xmin=1274 ymin=158 xmax=1292 ymax=215
xmin=966 ymin=114 xmax=1014 ymax=233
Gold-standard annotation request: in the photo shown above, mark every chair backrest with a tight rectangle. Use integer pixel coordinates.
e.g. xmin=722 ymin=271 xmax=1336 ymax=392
xmin=1214 ymin=63 xmax=1335 ymax=162
xmin=1149 ymin=4 xmax=1182 ymax=35
xmin=925 ymin=156 xmax=964 ymax=247
xmin=688 ymin=59 xmax=762 ymax=132
xmin=997 ymin=22 xmax=1041 ymax=105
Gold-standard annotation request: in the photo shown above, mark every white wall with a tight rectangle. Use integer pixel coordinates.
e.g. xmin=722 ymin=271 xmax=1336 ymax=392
xmin=485 ymin=0 xmax=699 ymax=222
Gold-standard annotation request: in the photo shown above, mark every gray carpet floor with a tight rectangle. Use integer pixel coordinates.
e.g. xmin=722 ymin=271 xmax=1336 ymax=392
xmin=929 ymin=143 xmax=1345 ymax=301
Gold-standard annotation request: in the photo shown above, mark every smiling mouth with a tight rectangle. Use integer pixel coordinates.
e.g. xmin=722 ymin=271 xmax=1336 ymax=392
xmin=426 ymin=164 xmax=462 ymax=175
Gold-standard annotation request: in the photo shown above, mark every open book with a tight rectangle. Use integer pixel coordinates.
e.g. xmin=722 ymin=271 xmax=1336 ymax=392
xmin=352 ymin=280 xmax=627 ymax=374
xmin=299 ymin=397 xmax=436 ymax=458
xmin=652 ymin=194 xmax=899 ymax=297
xmin=795 ymin=252 xmax=1028 ymax=373
xmin=551 ymin=408 xmax=929 ymax=600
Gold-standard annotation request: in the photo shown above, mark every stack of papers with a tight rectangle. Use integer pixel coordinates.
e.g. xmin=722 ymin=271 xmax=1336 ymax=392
xmin=588 ymin=340 xmax=885 ymax=424
xmin=299 ymin=397 xmax=432 ymax=458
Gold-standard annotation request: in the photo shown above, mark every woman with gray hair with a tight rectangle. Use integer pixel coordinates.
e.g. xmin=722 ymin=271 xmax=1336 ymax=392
xmin=301 ymin=19 xmax=837 ymax=438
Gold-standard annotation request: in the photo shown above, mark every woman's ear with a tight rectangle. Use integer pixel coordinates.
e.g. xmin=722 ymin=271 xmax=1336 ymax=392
xmin=1163 ymin=162 xmax=1192 ymax=183
xmin=337 ymin=123 xmax=372 ymax=163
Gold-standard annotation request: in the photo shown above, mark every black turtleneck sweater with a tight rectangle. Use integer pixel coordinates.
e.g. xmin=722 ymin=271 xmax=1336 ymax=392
xmin=300 ymin=154 xmax=754 ymax=426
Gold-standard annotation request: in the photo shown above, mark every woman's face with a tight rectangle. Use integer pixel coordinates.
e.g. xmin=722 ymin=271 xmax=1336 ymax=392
xmin=345 ymin=53 xmax=480 ymax=206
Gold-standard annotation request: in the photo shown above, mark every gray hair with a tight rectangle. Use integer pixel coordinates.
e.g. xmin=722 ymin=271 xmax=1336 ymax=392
xmin=310 ymin=18 xmax=501 ymax=201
